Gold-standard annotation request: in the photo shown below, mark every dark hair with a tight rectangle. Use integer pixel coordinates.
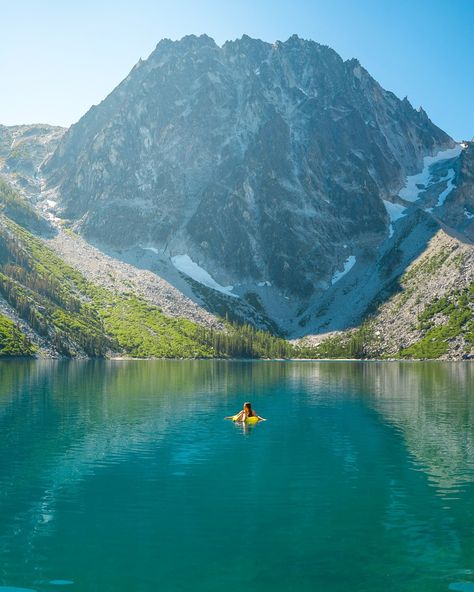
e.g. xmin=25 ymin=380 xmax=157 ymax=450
xmin=244 ymin=402 xmax=253 ymax=416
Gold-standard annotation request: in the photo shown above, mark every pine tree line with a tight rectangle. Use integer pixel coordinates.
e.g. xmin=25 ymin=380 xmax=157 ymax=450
xmin=196 ymin=321 xmax=295 ymax=359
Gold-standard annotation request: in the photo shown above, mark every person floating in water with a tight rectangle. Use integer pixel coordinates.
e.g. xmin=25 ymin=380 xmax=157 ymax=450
xmin=225 ymin=402 xmax=266 ymax=423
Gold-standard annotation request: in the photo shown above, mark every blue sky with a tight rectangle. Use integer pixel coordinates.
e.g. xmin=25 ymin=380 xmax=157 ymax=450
xmin=1 ymin=0 xmax=472 ymax=139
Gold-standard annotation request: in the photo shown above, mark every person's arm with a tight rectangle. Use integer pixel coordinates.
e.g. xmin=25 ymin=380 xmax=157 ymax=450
xmin=232 ymin=410 xmax=248 ymax=422
xmin=257 ymin=415 xmax=266 ymax=421
xmin=225 ymin=411 xmax=245 ymax=421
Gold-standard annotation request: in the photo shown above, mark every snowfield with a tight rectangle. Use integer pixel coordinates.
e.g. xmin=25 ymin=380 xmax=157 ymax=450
xmin=383 ymin=200 xmax=407 ymax=237
xmin=425 ymin=168 xmax=457 ymax=213
xmin=435 ymin=168 xmax=456 ymax=208
xmin=171 ymin=254 xmax=238 ymax=297
xmin=331 ymin=255 xmax=356 ymax=285
xmin=398 ymin=145 xmax=462 ymax=202
xmin=142 ymin=246 xmax=160 ymax=255
xmin=465 ymin=209 xmax=474 ymax=220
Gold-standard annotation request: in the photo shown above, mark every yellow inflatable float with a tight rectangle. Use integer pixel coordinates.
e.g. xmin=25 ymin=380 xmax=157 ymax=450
xmin=225 ymin=403 xmax=265 ymax=423
xmin=231 ymin=414 xmax=260 ymax=424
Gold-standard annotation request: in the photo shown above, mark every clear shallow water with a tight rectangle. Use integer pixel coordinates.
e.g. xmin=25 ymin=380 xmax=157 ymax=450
xmin=0 ymin=360 xmax=473 ymax=592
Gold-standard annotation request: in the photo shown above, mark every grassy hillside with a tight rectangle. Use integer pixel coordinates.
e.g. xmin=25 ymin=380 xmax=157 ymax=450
xmin=399 ymin=283 xmax=474 ymax=358
xmin=1 ymin=176 xmax=471 ymax=361
xmin=0 ymin=188 xmax=316 ymax=359
xmin=0 ymin=215 xmax=217 ymax=357
xmin=2 ymin=207 xmax=471 ymax=360
xmin=301 ymin=231 xmax=474 ymax=360
xmin=0 ymin=313 xmax=36 ymax=356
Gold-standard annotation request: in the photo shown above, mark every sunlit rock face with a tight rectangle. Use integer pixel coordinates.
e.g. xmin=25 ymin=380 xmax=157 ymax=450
xmin=0 ymin=124 xmax=65 ymax=194
xmin=43 ymin=34 xmax=452 ymax=297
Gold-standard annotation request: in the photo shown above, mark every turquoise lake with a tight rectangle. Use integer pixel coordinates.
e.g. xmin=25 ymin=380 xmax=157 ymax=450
xmin=0 ymin=360 xmax=473 ymax=592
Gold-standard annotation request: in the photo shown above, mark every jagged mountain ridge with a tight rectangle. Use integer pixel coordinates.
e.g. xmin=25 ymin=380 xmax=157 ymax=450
xmin=0 ymin=34 xmax=471 ymax=358
xmin=43 ymin=34 xmax=453 ymax=319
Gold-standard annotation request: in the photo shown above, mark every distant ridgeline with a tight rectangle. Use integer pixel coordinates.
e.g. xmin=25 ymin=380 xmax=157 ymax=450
xmin=0 ymin=35 xmax=473 ymax=359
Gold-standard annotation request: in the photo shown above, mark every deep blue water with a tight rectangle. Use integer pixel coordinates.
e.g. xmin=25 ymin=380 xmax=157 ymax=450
xmin=0 ymin=360 xmax=473 ymax=592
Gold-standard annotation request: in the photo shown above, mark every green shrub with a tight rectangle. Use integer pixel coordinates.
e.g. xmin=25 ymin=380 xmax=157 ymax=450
xmin=0 ymin=313 xmax=36 ymax=356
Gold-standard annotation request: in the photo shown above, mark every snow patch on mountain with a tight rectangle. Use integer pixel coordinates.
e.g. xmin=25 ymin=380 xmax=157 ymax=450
xmin=425 ymin=169 xmax=457 ymax=213
xmin=142 ymin=246 xmax=160 ymax=255
xmin=171 ymin=255 xmax=238 ymax=298
xmin=398 ymin=145 xmax=462 ymax=202
xmin=435 ymin=168 xmax=456 ymax=208
xmin=37 ymin=194 xmax=62 ymax=224
xmin=331 ymin=256 xmax=356 ymax=285
xmin=465 ymin=209 xmax=474 ymax=220
xmin=383 ymin=200 xmax=407 ymax=237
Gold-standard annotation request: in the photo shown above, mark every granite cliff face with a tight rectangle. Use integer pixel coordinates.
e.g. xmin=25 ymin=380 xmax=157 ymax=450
xmin=0 ymin=124 xmax=65 ymax=195
xmin=43 ymin=35 xmax=453 ymax=311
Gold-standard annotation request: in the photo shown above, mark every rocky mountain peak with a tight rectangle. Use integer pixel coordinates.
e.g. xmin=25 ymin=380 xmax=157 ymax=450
xmin=42 ymin=34 xmax=454 ymax=332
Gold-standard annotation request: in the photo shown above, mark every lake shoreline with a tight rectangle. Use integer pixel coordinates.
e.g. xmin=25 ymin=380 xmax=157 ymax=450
xmin=1 ymin=355 xmax=471 ymax=362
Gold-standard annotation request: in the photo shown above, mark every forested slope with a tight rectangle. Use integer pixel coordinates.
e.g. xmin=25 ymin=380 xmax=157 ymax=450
xmin=0 ymin=180 xmax=307 ymax=358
